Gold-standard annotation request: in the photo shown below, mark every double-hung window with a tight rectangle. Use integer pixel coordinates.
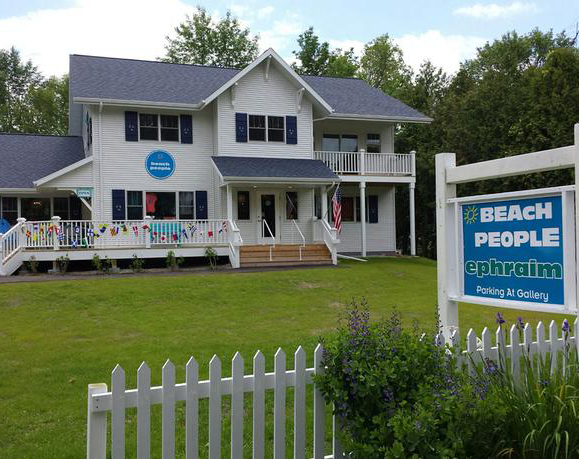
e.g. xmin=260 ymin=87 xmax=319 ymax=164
xmin=127 ymin=191 xmax=143 ymax=220
xmin=1 ymin=197 xmax=18 ymax=225
xmin=268 ymin=116 xmax=285 ymax=142
xmin=161 ymin=115 xmax=179 ymax=141
xmin=366 ymin=134 xmax=381 ymax=153
xmin=139 ymin=114 xmax=158 ymax=140
xmin=178 ymin=192 xmax=195 ymax=219
xmin=237 ymin=191 xmax=250 ymax=220
xmin=321 ymin=134 xmax=358 ymax=152
xmin=248 ymin=115 xmax=266 ymax=141
xmin=53 ymin=197 xmax=70 ymax=220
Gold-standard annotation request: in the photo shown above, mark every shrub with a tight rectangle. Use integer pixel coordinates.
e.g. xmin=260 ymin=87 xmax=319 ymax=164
xmin=166 ymin=250 xmax=183 ymax=271
xmin=55 ymin=255 xmax=70 ymax=274
xmin=474 ymin=318 xmax=579 ymax=458
xmin=92 ymin=254 xmax=113 ymax=273
xmin=205 ymin=246 xmax=218 ymax=270
xmin=315 ymin=301 xmax=501 ymax=458
xmin=24 ymin=256 xmax=39 ymax=274
xmin=129 ymin=254 xmax=145 ymax=273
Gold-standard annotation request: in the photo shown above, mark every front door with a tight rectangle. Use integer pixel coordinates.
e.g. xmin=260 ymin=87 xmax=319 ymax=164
xmin=258 ymin=193 xmax=276 ymax=243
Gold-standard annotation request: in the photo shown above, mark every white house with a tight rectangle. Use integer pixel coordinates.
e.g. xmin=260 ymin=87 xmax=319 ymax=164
xmin=0 ymin=49 xmax=431 ymax=275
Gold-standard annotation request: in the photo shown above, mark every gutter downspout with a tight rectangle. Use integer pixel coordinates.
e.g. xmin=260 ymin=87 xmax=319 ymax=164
xmin=99 ymin=101 xmax=104 ymax=219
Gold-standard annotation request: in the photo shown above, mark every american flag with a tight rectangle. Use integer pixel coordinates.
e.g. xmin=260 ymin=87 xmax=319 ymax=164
xmin=332 ymin=185 xmax=342 ymax=234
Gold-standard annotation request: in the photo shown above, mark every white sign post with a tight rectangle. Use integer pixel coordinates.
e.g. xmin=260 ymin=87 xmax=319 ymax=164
xmin=436 ymin=123 xmax=579 ymax=348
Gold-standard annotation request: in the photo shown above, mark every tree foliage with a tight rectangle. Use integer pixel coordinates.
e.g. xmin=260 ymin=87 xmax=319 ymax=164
xmin=0 ymin=47 xmax=68 ymax=135
xmin=292 ymin=27 xmax=358 ymax=77
xmin=162 ymin=7 xmax=259 ymax=68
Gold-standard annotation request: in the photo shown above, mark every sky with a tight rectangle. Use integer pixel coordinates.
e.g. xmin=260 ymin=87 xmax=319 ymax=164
xmin=0 ymin=0 xmax=577 ymax=78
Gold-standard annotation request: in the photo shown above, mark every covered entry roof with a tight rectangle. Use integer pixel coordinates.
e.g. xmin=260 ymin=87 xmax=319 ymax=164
xmin=212 ymin=156 xmax=339 ymax=183
xmin=0 ymin=133 xmax=85 ymax=189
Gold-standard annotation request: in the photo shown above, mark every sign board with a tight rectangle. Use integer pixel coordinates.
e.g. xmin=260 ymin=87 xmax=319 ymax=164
xmin=454 ymin=188 xmax=576 ymax=313
xmin=146 ymin=150 xmax=175 ymax=180
xmin=75 ymin=188 xmax=92 ymax=198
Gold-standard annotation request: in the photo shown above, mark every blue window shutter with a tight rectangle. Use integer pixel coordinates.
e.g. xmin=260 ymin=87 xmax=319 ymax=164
xmin=286 ymin=116 xmax=297 ymax=144
xmin=125 ymin=111 xmax=138 ymax=142
xmin=180 ymin=114 xmax=193 ymax=144
xmin=368 ymin=195 xmax=378 ymax=223
xmin=235 ymin=113 xmax=247 ymax=142
xmin=112 ymin=190 xmax=126 ymax=220
xmin=196 ymin=190 xmax=208 ymax=219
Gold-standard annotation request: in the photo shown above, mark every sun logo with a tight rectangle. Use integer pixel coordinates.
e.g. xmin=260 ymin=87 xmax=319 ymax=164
xmin=463 ymin=205 xmax=478 ymax=224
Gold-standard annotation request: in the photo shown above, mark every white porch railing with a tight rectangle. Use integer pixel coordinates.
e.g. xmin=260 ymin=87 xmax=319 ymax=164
xmin=0 ymin=218 xmax=26 ymax=265
xmin=290 ymin=219 xmax=306 ymax=260
xmin=316 ymin=219 xmax=339 ymax=265
xmin=227 ymin=219 xmax=243 ymax=268
xmin=314 ymin=150 xmax=415 ymax=176
xmin=19 ymin=218 xmax=231 ymax=251
xmin=261 ymin=219 xmax=275 ymax=261
xmin=87 ymin=345 xmax=343 ymax=458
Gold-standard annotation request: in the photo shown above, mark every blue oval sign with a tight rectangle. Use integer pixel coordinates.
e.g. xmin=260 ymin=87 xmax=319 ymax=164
xmin=146 ymin=150 xmax=175 ymax=180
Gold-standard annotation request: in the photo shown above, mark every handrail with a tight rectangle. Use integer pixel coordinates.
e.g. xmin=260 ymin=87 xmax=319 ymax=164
xmin=227 ymin=219 xmax=242 ymax=268
xmin=261 ymin=219 xmax=275 ymax=261
xmin=1 ymin=218 xmax=25 ymax=264
xmin=317 ymin=218 xmax=339 ymax=265
xmin=314 ymin=150 xmax=413 ymax=175
xmin=290 ymin=219 xmax=305 ymax=260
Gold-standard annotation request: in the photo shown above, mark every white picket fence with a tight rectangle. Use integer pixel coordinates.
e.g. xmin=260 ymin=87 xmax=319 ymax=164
xmin=87 ymin=319 xmax=576 ymax=458
xmin=87 ymin=345 xmax=341 ymax=459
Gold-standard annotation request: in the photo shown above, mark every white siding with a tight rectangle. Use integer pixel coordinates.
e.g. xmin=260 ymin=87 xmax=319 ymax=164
xmin=216 ymin=62 xmax=314 ymax=158
xmin=336 ymin=185 xmax=397 ymax=254
xmin=313 ymin=119 xmax=395 ymax=153
xmin=223 ymin=186 xmax=315 ymax=245
xmin=92 ymin=106 xmax=215 ymax=220
xmin=42 ymin=162 xmax=93 ymax=189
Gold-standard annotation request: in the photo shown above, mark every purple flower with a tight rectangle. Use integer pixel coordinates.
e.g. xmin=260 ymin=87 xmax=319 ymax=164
xmin=563 ymin=319 xmax=570 ymax=333
xmin=483 ymin=358 xmax=498 ymax=375
xmin=496 ymin=312 xmax=505 ymax=325
xmin=516 ymin=316 xmax=524 ymax=330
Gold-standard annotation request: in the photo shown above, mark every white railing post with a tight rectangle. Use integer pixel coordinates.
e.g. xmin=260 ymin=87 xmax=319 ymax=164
xmin=87 ymin=383 xmax=108 ymax=459
xmin=574 ymin=123 xmax=579 ymax=357
xmin=360 ymin=149 xmax=365 ymax=175
xmin=16 ymin=217 xmax=26 ymax=250
xmin=51 ymin=216 xmax=61 ymax=251
xmin=144 ymin=216 xmax=152 ymax=249
xmin=409 ymin=150 xmax=417 ymax=256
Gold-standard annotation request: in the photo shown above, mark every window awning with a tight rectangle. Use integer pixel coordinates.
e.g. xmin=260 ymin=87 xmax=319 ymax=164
xmin=211 ymin=156 xmax=340 ymax=185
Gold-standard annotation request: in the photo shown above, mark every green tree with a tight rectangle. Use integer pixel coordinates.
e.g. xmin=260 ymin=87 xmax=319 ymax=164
xmin=292 ymin=27 xmax=358 ymax=77
xmin=162 ymin=7 xmax=259 ymax=68
xmin=0 ymin=47 xmax=43 ymax=132
xmin=358 ymin=35 xmax=412 ymax=100
xmin=25 ymin=75 xmax=69 ymax=135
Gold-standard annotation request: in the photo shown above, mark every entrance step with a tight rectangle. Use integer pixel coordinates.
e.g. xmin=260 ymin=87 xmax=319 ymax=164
xmin=239 ymin=244 xmax=333 ymax=268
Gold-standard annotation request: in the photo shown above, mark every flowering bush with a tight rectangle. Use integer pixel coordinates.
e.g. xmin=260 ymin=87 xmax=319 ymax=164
xmin=315 ymin=301 xmax=502 ymax=458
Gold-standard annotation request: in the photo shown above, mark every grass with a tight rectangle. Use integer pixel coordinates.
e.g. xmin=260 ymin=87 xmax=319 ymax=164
xmin=0 ymin=257 xmax=571 ymax=458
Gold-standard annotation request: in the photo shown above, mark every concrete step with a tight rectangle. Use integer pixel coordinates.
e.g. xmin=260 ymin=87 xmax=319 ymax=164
xmin=240 ymin=260 xmax=333 ymax=268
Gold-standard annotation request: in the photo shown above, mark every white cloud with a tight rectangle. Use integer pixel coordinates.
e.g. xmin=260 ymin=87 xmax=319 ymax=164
xmin=394 ymin=30 xmax=486 ymax=74
xmin=453 ymin=1 xmax=539 ymax=19
xmin=257 ymin=6 xmax=275 ymax=18
xmin=0 ymin=0 xmax=196 ymax=77
xmin=328 ymin=39 xmax=365 ymax=55
xmin=259 ymin=18 xmax=303 ymax=53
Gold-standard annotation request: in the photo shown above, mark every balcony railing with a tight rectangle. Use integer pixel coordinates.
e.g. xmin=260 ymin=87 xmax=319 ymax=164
xmin=314 ymin=150 xmax=415 ymax=176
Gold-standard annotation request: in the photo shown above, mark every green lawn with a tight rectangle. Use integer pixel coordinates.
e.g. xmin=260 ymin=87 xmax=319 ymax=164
xmin=0 ymin=258 xmax=571 ymax=458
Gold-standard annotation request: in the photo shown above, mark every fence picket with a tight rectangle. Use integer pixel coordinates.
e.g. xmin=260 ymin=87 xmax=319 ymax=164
xmin=510 ymin=325 xmax=520 ymax=383
xmin=209 ymin=356 xmax=222 ymax=459
xmin=294 ymin=347 xmax=306 ymax=459
xmin=333 ymin=413 xmax=343 ymax=459
xmin=523 ymin=323 xmax=532 ymax=356
xmin=481 ymin=327 xmax=491 ymax=362
xmin=111 ymin=364 xmax=125 ymax=459
xmin=549 ymin=320 xmax=558 ymax=375
xmin=496 ymin=327 xmax=505 ymax=369
xmin=537 ymin=321 xmax=547 ymax=363
xmin=137 ymin=362 xmax=151 ymax=459
xmin=466 ymin=329 xmax=478 ymax=376
xmin=186 ymin=357 xmax=199 ymax=459
xmin=162 ymin=360 xmax=176 ymax=459
xmin=231 ymin=352 xmax=244 ymax=459
xmin=313 ymin=344 xmax=325 ymax=459
xmin=252 ymin=351 xmax=265 ymax=459
xmin=274 ymin=348 xmax=286 ymax=459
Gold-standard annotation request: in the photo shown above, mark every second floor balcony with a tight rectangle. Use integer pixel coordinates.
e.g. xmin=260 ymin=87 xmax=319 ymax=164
xmin=314 ymin=150 xmax=415 ymax=177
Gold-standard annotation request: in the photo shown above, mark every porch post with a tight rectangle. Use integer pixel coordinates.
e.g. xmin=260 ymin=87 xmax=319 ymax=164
xmin=226 ymin=184 xmax=233 ymax=221
xmin=144 ymin=215 xmax=152 ymax=249
xmin=52 ymin=216 xmax=61 ymax=251
xmin=409 ymin=150 xmax=417 ymax=256
xmin=320 ymin=186 xmax=328 ymax=222
xmin=409 ymin=183 xmax=416 ymax=256
xmin=359 ymin=182 xmax=366 ymax=257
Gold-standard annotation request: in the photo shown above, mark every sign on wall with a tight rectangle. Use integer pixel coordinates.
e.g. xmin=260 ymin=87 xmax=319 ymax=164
xmin=75 ymin=188 xmax=93 ymax=198
xmin=146 ymin=150 xmax=175 ymax=180
xmin=462 ymin=195 xmax=565 ymax=306
xmin=452 ymin=188 xmax=576 ymax=312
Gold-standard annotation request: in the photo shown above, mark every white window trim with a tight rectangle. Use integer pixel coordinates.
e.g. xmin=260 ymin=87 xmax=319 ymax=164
xmin=247 ymin=114 xmax=286 ymax=144
xmin=138 ymin=113 xmax=181 ymax=143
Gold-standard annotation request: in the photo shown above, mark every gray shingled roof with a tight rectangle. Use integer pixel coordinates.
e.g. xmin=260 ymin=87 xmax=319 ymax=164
xmin=70 ymin=55 xmax=239 ymax=106
xmin=70 ymin=55 xmax=430 ymax=121
xmin=303 ymin=75 xmax=430 ymax=120
xmin=0 ymin=134 xmax=85 ymax=188
xmin=212 ymin=156 xmax=339 ymax=181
